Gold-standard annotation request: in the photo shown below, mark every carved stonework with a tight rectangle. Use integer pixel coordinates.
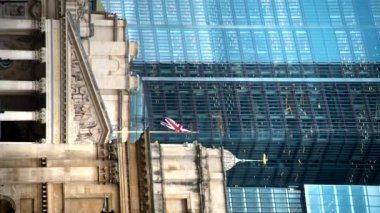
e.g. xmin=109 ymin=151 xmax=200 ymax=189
xmin=0 ymin=3 xmax=28 ymax=19
xmin=97 ymin=142 xmax=118 ymax=161
xmin=0 ymin=185 xmax=16 ymax=196
xmin=69 ymin=47 xmax=102 ymax=144
xmin=98 ymin=162 xmax=119 ymax=184
xmin=65 ymin=12 xmax=111 ymax=144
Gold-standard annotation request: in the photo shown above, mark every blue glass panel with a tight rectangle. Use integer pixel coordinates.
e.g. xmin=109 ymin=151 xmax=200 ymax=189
xmin=362 ymin=29 xmax=380 ymax=61
xmin=246 ymin=207 xmax=260 ymax=213
xmin=253 ymin=31 xmax=270 ymax=62
xmin=336 ymin=186 xmax=350 ymax=195
xmin=367 ymin=186 xmax=380 ymax=196
xmin=352 ymin=0 xmax=373 ymax=25
xmin=229 ymin=188 xmax=243 ymax=193
xmin=261 ymin=0 xmax=275 ymax=26
xmin=267 ymin=30 xmax=284 ymax=63
xmin=307 ymin=185 xmax=321 ymax=195
xmin=338 ymin=205 xmax=352 ymax=213
xmin=327 ymin=0 xmax=343 ymax=26
xmin=309 ymin=205 xmax=323 ymax=213
xmin=370 ymin=206 xmax=380 ymax=213
xmin=310 ymin=29 xmax=327 ymax=62
xmin=295 ymin=30 xmax=312 ymax=62
xmin=352 ymin=186 xmax=367 ymax=213
xmin=341 ymin=0 xmax=356 ymax=26
xmin=349 ymin=30 xmax=366 ymax=62
xmin=322 ymin=185 xmax=334 ymax=194
xmin=244 ymin=188 xmax=258 ymax=194
xmin=178 ymin=0 xmax=192 ymax=25
xmin=335 ymin=30 xmax=352 ymax=62
xmin=323 ymin=29 xmax=340 ymax=61
xmin=314 ymin=0 xmax=330 ymax=25
xmin=246 ymin=0 xmax=262 ymax=25
xmin=323 ymin=204 xmax=337 ymax=213
xmin=226 ymin=30 xmax=241 ymax=62
xmin=368 ymin=196 xmax=380 ymax=206
xmin=352 ymin=186 xmax=365 ymax=196
xmin=300 ymin=0 xmax=317 ymax=25
xmin=288 ymin=0 xmax=304 ymax=26
xmin=246 ymin=200 xmax=259 ymax=207
xmin=102 ymin=0 xmax=380 ymax=63
xmin=231 ymin=207 xmax=246 ymax=212
xmin=169 ymin=29 xmax=184 ymax=61
xmin=337 ymin=195 xmax=351 ymax=206
xmin=231 ymin=197 xmax=245 ymax=203
xmin=275 ymin=207 xmax=288 ymax=213
xmin=353 ymin=206 xmax=368 ymax=213
xmin=281 ymin=30 xmax=298 ymax=62
xmin=309 ymin=195 xmax=322 ymax=206
xmin=322 ymin=186 xmax=337 ymax=213
xmin=239 ymin=30 xmax=256 ymax=62
xmin=274 ymin=0 xmax=290 ymax=26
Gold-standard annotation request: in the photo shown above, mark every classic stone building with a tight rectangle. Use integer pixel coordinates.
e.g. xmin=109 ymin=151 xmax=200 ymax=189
xmin=0 ymin=1 xmax=227 ymax=212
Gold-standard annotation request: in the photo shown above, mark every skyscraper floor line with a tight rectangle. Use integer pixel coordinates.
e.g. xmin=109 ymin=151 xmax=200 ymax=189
xmin=141 ymin=77 xmax=380 ymax=83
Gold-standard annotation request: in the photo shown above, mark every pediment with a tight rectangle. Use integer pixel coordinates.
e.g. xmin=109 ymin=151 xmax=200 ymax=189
xmin=65 ymin=12 xmax=111 ymax=144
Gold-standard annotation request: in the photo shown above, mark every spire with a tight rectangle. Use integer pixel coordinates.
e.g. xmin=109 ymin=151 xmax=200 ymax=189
xmin=222 ymin=149 xmax=268 ymax=171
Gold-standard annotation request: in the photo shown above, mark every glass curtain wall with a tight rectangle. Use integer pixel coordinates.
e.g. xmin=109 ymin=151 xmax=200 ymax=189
xmin=135 ymin=63 xmax=380 ymax=78
xmin=103 ymin=0 xmax=380 ymax=63
xmin=305 ymin=185 xmax=380 ymax=213
xmin=228 ymin=187 xmax=305 ymax=213
xmin=100 ymin=0 xmax=380 ymax=187
xmin=140 ymin=64 xmax=380 ymax=187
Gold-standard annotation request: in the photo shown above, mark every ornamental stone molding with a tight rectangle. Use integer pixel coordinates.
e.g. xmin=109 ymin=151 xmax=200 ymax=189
xmin=66 ymin=12 xmax=111 ymax=144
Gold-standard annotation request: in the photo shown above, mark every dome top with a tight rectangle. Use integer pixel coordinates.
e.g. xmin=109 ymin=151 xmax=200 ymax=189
xmin=223 ymin=149 xmax=262 ymax=171
xmin=222 ymin=149 xmax=237 ymax=171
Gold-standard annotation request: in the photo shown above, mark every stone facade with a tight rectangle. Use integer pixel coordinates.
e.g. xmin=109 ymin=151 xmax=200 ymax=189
xmin=150 ymin=142 xmax=228 ymax=213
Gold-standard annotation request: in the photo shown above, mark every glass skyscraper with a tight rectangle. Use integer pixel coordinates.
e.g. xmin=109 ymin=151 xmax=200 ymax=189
xmin=103 ymin=0 xmax=380 ymax=63
xmin=228 ymin=185 xmax=380 ymax=213
xmin=102 ymin=0 xmax=380 ymax=187
xmin=137 ymin=63 xmax=380 ymax=187
xmin=228 ymin=187 xmax=305 ymax=212
xmin=304 ymin=185 xmax=380 ymax=213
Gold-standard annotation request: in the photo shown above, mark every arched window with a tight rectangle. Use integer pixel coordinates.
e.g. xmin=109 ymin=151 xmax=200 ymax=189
xmin=0 ymin=195 xmax=15 ymax=213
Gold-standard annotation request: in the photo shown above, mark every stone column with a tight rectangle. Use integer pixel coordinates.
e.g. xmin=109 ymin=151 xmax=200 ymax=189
xmin=0 ymin=109 xmax=45 ymax=123
xmin=0 ymin=48 xmax=45 ymax=61
xmin=0 ymin=144 xmax=98 ymax=159
xmin=0 ymin=19 xmax=41 ymax=31
xmin=0 ymin=79 xmax=45 ymax=94
xmin=0 ymin=167 xmax=98 ymax=183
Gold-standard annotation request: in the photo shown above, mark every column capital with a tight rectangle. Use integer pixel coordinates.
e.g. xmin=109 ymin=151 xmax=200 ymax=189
xmin=38 ymin=18 xmax=46 ymax=32
xmin=37 ymin=47 xmax=46 ymax=62
xmin=36 ymin=78 xmax=46 ymax=93
xmin=38 ymin=138 xmax=47 ymax=144
xmin=36 ymin=108 xmax=46 ymax=123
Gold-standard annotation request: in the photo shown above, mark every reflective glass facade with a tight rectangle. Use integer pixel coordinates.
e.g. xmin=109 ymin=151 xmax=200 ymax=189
xmin=128 ymin=77 xmax=146 ymax=143
xmin=100 ymin=0 xmax=380 ymax=188
xmin=135 ymin=63 xmax=380 ymax=78
xmin=228 ymin=187 xmax=305 ymax=213
xmin=229 ymin=185 xmax=380 ymax=213
xmin=138 ymin=63 xmax=380 ymax=187
xmin=102 ymin=0 xmax=380 ymax=63
xmin=305 ymin=185 xmax=380 ymax=213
